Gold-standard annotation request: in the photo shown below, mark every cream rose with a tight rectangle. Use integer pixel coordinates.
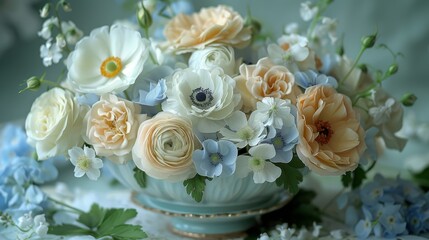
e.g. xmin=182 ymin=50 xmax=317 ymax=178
xmin=83 ymin=94 xmax=145 ymax=164
xmin=132 ymin=112 xmax=196 ymax=182
xmin=188 ymin=45 xmax=237 ymax=76
xmin=25 ymin=88 xmax=86 ymax=160
xmin=235 ymin=57 xmax=302 ymax=112
xmin=163 ymin=5 xmax=251 ymax=52
xmin=296 ymin=86 xmax=366 ymax=175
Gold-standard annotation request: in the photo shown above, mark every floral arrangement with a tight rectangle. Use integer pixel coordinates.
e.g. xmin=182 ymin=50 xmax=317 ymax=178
xmin=11 ymin=0 xmax=425 ymax=238
xmin=23 ymin=0 xmax=414 ymax=197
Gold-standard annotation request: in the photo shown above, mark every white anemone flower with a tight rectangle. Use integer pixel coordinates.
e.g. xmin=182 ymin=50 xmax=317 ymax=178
xmin=162 ymin=67 xmax=241 ymax=133
xmin=66 ymin=24 xmax=149 ymax=94
xmin=235 ymin=144 xmax=281 ymax=183
xmin=220 ymin=111 xmax=265 ymax=148
xmin=254 ymin=97 xmax=296 ymax=129
xmin=68 ymin=146 xmax=103 ymax=180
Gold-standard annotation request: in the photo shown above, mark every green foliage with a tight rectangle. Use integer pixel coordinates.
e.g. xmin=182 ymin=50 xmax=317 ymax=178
xmin=133 ymin=167 xmax=147 ymax=188
xmin=183 ymin=174 xmax=211 ymax=202
xmin=275 ymin=158 xmax=306 ymax=195
xmin=342 ymin=165 xmax=366 ymax=189
xmin=49 ymin=204 xmax=147 ymax=239
xmin=412 ymin=166 xmax=429 ymax=190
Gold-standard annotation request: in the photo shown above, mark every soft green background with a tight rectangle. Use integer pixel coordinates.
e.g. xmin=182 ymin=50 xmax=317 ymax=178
xmin=0 ymin=0 xmax=428 ymax=168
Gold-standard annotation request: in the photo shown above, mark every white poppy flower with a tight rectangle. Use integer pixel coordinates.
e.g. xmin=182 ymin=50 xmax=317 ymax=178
xmin=268 ymin=34 xmax=310 ymax=64
xmin=235 ymin=144 xmax=281 ymax=183
xmin=68 ymin=146 xmax=103 ymax=181
xmin=66 ymin=24 xmax=149 ymax=94
xmin=162 ymin=68 xmax=241 ymax=133
xmin=220 ymin=111 xmax=265 ymax=148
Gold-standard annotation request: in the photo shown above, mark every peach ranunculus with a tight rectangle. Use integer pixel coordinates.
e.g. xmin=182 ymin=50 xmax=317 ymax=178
xmin=83 ymin=94 xmax=145 ymax=164
xmin=296 ymin=86 xmax=366 ymax=175
xmin=163 ymin=5 xmax=251 ymax=52
xmin=132 ymin=112 xmax=197 ymax=182
xmin=235 ymin=57 xmax=302 ymax=112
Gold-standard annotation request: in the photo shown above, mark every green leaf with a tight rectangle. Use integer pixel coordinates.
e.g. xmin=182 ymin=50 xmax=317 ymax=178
xmin=183 ymin=174 xmax=209 ymax=202
xmin=342 ymin=165 xmax=366 ymax=189
xmin=77 ymin=204 xmax=106 ymax=229
xmin=48 ymin=224 xmax=92 ymax=236
xmin=102 ymin=224 xmax=147 ymax=239
xmin=98 ymin=208 xmax=138 ymax=235
xmin=275 ymin=158 xmax=305 ymax=194
xmin=133 ymin=167 xmax=147 ymax=188
xmin=412 ymin=166 xmax=429 ymax=189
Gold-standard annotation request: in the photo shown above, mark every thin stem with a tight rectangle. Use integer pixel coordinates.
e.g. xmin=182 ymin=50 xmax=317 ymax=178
xmin=41 ymin=79 xmax=62 ymax=88
xmin=48 ymin=196 xmax=85 ymax=214
xmin=123 ymin=90 xmax=131 ymax=101
xmin=365 ymin=160 xmax=377 ymax=174
xmin=340 ymin=46 xmax=366 ymax=85
xmin=55 ymin=2 xmax=71 ymax=54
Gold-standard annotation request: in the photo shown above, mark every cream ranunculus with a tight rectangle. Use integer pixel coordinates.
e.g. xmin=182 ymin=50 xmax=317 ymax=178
xmin=235 ymin=57 xmax=302 ymax=112
xmin=296 ymin=86 xmax=366 ymax=175
xmin=132 ymin=112 xmax=196 ymax=182
xmin=162 ymin=68 xmax=241 ymax=133
xmin=83 ymin=94 xmax=145 ymax=164
xmin=25 ymin=88 xmax=86 ymax=160
xmin=188 ymin=45 xmax=237 ymax=76
xmin=66 ymin=24 xmax=149 ymax=94
xmin=163 ymin=5 xmax=251 ymax=52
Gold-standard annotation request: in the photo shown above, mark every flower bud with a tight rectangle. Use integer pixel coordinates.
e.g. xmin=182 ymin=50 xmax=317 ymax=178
xmin=137 ymin=4 xmax=152 ymax=30
xmin=361 ymin=33 xmax=377 ymax=49
xmin=40 ymin=3 xmax=50 ymax=18
xmin=358 ymin=64 xmax=368 ymax=73
xmin=387 ymin=64 xmax=398 ymax=76
xmin=26 ymin=77 xmax=42 ymax=91
xmin=56 ymin=34 xmax=66 ymax=48
xmin=401 ymin=93 xmax=417 ymax=107
xmin=62 ymin=1 xmax=72 ymax=12
xmin=336 ymin=45 xmax=344 ymax=56
xmin=245 ymin=17 xmax=262 ymax=36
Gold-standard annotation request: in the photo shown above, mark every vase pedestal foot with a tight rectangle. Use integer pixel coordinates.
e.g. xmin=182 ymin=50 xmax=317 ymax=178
xmin=169 ymin=217 xmax=254 ymax=239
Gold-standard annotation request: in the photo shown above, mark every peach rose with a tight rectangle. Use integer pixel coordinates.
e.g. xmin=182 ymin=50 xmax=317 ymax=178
xmin=163 ymin=5 xmax=251 ymax=52
xmin=235 ymin=57 xmax=302 ymax=112
xmin=132 ymin=112 xmax=196 ymax=182
xmin=83 ymin=94 xmax=145 ymax=164
xmin=296 ymin=86 xmax=366 ymax=175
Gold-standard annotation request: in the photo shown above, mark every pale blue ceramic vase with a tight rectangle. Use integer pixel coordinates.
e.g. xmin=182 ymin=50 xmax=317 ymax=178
xmin=106 ymin=161 xmax=290 ymax=238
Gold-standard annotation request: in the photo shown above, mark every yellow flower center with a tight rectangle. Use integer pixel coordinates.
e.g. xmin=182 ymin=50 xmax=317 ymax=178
xmin=77 ymin=156 xmax=91 ymax=171
xmin=100 ymin=56 xmax=122 ymax=78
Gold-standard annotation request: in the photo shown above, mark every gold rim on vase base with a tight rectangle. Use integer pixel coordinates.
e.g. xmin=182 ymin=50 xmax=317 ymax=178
xmin=168 ymin=224 xmax=247 ymax=240
xmin=130 ymin=191 xmax=292 ymax=219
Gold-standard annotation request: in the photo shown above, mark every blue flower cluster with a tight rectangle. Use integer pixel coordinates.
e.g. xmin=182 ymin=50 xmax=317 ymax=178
xmin=338 ymin=174 xmax=429 ymax=239
xmin=0 ymin=124 xmax=58 ymax=219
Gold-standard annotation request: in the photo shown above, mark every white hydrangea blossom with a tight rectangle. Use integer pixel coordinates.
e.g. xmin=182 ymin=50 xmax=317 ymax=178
xmin=40 ymin=38 xmax=62 ymax=67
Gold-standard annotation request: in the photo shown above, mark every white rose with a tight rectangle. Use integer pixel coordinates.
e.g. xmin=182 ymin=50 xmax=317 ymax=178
xmin=188 ymin=45 xmax=237 ymax=76
xmin=25 ymin=88 xmax=86 ymax=160
xmin=83 ymin=94 xmax=146 ymax=164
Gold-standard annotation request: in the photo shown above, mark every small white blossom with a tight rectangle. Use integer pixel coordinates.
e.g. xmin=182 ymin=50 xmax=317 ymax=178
xmin=235 ymin=144 xmax=281 ymax=184
xmin=284 ymin=22 xmax=299 ymax=34
xmin=61 ymin=21 xmax=83 ymax=45
xmin=220 ymin=111 xmax=266 ymax=148
xmin=254 ymin=97 xmax=295 ymax=129
xmin=17 ymin=212 xmax=33 ymax=229
xmin=300 ymin=2 xmax=318 ymax=21
xmin=56 ymin=34 xmax=66 ymax=48
xmin=38 ymin=17 xmax=58 ymax=39
xmin=68 ymin=146 xmax=103 ymax=180
xmin=369 ymin=98 xmax=395 ymax=125
xmin=268 ymin=34 xmax=310 ymax=66
xmin=40 ymin=38 xmax=63 ymax=66
xmin=33 ymin=214 xmax=49 ymax=236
